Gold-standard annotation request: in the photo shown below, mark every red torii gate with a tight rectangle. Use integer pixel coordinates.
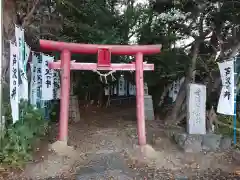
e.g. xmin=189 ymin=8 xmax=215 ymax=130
xmin=40 ymin=40 xmax=162 ymax=146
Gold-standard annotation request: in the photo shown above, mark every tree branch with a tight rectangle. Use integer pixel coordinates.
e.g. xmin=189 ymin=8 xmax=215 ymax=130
xmin=22 ymin=0 xmax=40 ymax=28
xmin=229 ymin=41 xmax=240 ymax=59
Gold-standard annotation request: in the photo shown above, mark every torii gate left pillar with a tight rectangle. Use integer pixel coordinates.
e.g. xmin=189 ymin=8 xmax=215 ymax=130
xmin=40 ymin=40 xmax=162 ymax=146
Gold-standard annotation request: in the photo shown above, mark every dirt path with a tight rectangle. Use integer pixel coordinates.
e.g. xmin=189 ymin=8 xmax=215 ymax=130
xmin=3 ymin=106 xmax=240 ymax=179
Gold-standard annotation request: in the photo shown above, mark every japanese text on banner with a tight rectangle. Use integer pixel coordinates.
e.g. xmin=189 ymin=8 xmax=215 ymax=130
xmin=53 ymin=70 xmax=61 ymax=99
xmin=24 ymin=42 xmax=30 ymax=71
xmin=36 ymin=54 xmax=42 ymax=107
xmin=217 ymin=60 xmax=235 ymax=115
xmin=10 ymin=42 xmax=19 ymax=123
xmin=30 ymin=53 xmax=38 ymax=106
xmin=15 ymin=25 xmax=28 ymax=100
xmin=41 ymin=54 xmax=54 ymax=100
xmin=187 ymin=84 xmax=206 ymax=134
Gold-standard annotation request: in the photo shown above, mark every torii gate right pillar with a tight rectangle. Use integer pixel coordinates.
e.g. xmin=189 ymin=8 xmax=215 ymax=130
xmin=135 ymin=52 xmax=146 ymax=145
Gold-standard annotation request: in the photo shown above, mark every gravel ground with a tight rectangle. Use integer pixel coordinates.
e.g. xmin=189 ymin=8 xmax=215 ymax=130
xmin=2 ymin=106 xmax=240 ymax=180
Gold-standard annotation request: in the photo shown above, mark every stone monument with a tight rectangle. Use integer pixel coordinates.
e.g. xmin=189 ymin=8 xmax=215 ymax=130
xmin=187 ymin=83 xmax=206 ymax=134
xmin=144 ymin=83 xmax=154 ymax=120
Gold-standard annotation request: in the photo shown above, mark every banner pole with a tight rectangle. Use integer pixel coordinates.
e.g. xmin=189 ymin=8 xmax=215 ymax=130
xmin=0 ymin=0 xmax=3 ymax=148
xmin=234 ymin=57 xmax=237 ymax=145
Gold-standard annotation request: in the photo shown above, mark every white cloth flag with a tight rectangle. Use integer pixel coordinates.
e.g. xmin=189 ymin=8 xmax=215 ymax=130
xmin=15 ymin=25 xmax=28 ymax=101
xmin=30 ymin=54 xmax=38 ymax=106
xmin=217 ymin=60 xmax=235 ymax=115
xmin=19 ymin=60 xmax=28 ymax=101
xmin=118 ymin=76 xmax=125 ymax=96
xmin=41 ymin=54 xmax=54 ymax=100
xmin=53 ymin=70 xmax=61 ymax=99
xmin=36 ymin=54 xmax=42 ymax=105
xmin=169 ymin=77 xmax=185 ymax=102
xmin=24 ymin=42 xmax=30 ymax=71
xmin=10 ymin=42 xmax=19 ymax=123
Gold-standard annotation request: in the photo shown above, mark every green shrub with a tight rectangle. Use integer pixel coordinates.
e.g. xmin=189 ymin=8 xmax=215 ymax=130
xmin=215 ymin=113 xmax=240 ymax=136
xmin=0 ymin=101 xmax=49 ymax=167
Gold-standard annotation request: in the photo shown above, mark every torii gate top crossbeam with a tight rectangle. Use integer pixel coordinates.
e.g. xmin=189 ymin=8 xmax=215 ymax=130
xmin=39 ymin=40 xmax=162 ymax=55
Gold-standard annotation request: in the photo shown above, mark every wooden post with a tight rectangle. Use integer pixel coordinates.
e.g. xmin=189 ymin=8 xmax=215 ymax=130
xmin=135 ymin=52 xmax=146 ymax=145
xmin=59 ymin=49 xmax=71 ymax=142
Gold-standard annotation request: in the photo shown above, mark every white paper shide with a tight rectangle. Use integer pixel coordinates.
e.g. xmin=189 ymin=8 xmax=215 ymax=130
xmin=187 ymin=83 xmax=206 ymax=135
xmin=217 ymin=61 xmax=234 ymax=115
xmin=10 ymin=42 xmax=19 ymax=123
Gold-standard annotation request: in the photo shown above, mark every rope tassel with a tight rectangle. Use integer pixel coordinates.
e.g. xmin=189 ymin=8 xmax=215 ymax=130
xmin=93 ymin=70 xmax=116 ymax=84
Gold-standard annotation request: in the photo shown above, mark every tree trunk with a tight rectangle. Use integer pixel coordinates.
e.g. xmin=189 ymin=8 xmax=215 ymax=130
xmin=158 ymin=84 xmax=170 ymax=107
xmin=165 ymin=78 xmax=187 ymax=123
xmin=3 ymin=0 xmax=17 ymax=83
xmin=165 ymin=41 xmax=200 ymax=124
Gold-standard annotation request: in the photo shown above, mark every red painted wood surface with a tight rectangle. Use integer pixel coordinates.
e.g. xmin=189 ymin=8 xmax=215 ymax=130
xmin=135 ymin=52 xmax=146 ymax=145
xmin=39 ymin=39 xmax=162 ymax=146
xmin=48 ymin=62 xmax=154 ymax=71
xmin=40 ymin=40 xmax=161 ymax=55
xmin=58 ymin=50 xmax=71 ymax=142
xmin=97 ymin=48 xmax=111 ymax=67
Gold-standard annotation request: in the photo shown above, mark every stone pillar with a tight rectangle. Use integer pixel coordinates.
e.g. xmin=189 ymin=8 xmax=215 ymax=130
xmin=69 ymin=73 xmax=81 ymax=123
xmin=187 ymin=83 xmax=206 ymax=134
xmin=69 ymin=95 xmax=81 ymax=123
xmin=144 ymin=95 xmax=154 ymax=120
xmin=144 ymin=83 xmax=154 ymax=120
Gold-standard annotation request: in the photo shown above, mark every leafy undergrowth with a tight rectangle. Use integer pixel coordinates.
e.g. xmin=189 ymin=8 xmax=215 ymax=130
xmin=0 ymin=101 xmax=49 ymax=168
xmin=215 ymin=113 xmax=240 ymax=148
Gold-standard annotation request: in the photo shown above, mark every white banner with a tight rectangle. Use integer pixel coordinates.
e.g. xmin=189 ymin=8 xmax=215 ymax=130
xmin=168 ymin=77 xmax=185 ymax=102
xmin=187 ymin=83 xmax=206 ymax=134
xmin=41 ymin=54 xmax=54 ymax=100
xmin=10 ymin=42 xmax=19 ymax=123
xmin=118 ymin=76 xmax=125 ymax=96
xmin=24 ymin=42 xmax=30 ymax=71
xmin=53 ymin=70 xmax=61 ymax=99
xmin=217 ymin=60 xmax=235 ymax=115
xmin=30 ymin=53 xmax=38 ymax=106
xmin=15 ymin=25 xmax=28 ymax=101
xmin=36 ymin=54 xmax=42 ymax=105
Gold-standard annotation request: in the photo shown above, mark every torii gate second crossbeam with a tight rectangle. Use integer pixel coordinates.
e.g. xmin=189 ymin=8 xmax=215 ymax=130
xmin=40 ymin=40 xmax=162 ymax=146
